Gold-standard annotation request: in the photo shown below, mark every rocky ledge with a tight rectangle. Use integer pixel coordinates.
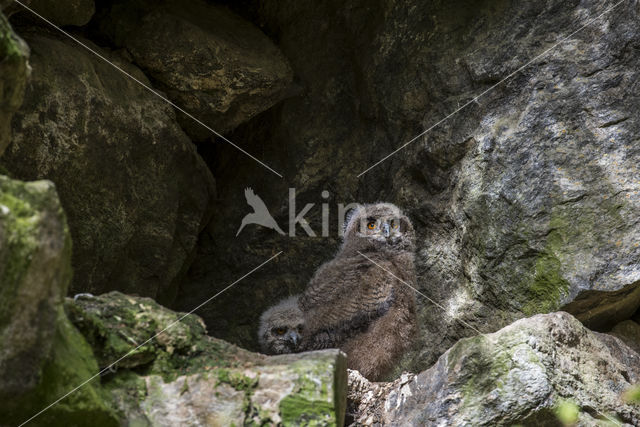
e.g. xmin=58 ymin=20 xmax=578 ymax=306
xmin=66 ymin=292 xmax=347 ymax=426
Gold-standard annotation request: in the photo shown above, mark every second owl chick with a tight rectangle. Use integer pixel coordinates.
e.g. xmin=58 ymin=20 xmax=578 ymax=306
xmin=258 ymin=295 xmax=304 ymax=355
xmin=299 ymin=203 xmax=418 ymax=381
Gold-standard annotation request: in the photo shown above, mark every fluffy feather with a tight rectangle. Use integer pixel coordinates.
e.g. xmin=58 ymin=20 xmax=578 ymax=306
xmin=299 ymin=203 xmax=418 ymax=381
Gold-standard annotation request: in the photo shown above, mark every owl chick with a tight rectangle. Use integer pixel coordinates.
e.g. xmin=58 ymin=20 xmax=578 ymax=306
xmin=299 ymin=203 xmax=417 ymax=381
xmin=258 ymin=295 xmax=304 ymax=355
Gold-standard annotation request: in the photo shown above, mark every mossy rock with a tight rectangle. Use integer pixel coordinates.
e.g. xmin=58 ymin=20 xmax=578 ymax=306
xmin=3 ymin=309 xmax=120 ymax=427
xmin=0 ymin=11 xmax=29 ymax=156
xmin=0 ymin=175 xmax=118 ymax=426
xmin=0 ymin=176 xmax=71 ymax=398
xmin=66 ymin=291 xmax=258 ymax=380
xmin=67 ymin=292 xmax=347 ymax=426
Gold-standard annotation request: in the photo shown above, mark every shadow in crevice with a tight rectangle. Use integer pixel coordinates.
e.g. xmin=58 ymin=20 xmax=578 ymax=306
xmin=561 ymin=280 xmax=640 ymax=332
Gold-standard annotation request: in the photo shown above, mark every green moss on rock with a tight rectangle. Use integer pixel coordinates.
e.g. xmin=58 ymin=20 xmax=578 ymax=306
xmin=0 ymin=175 xmax=118 ymax=426
xmin=0 ymin=182 xmax=39 ymax=325
xmin=216 ymin=369 xmax=259 ymax=392
xmin=11 ymin=310 xmax=120 ymax=427
xmin=1 ymin=311 xmax=120 ymax=426
xmin=279 ymin=353 xmax=346 ymax=426
xmin=522 ymin=248 xmax=570 ymax=316
xmin=66 ymin=291 xmax=258 ymax=382
xmin=67 ymin=293 xmax=347 ymax=425
xmin=0 ymin=176 xmax=72 ymax=396
xmin=0 ymin=11 xmax=29 ymax=156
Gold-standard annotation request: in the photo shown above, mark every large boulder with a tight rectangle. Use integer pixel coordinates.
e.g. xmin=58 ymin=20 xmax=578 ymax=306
xmin=0 ymin=11 xmax=28 ymax=156
xmin=1 ymin=28 xmax=216 ymax=302
xmin=174 ymin=0 xmax=640 ymax=373
xmin=347 ymin=312 xmax=640 ymax=426
xmin=385 ymin=0 xmax=640 ymax=371
xmin=93 ymin=0 xmax=294 ymax=141
xmin=0 ymin=175 xmax=118 ymax=426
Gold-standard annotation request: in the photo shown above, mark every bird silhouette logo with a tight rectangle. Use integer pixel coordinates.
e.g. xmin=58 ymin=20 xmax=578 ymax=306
xmin=236 ymin=187 xmax=285 ymax=236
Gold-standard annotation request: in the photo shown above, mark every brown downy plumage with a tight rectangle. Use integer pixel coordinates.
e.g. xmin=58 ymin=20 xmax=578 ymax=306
xmin=299 ymin=203 xmax=418 ymax=381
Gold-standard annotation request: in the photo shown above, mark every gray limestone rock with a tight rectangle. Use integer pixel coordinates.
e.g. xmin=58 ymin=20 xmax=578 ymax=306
xmin=348 ymin=312 xmax=640 ymax=426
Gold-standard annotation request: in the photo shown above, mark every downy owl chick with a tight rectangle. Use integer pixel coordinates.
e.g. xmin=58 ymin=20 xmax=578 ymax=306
xmin=258 ymin=295 xmax=304 ymax=355
xmin=299 ymin=203 xmax=417 ymax=381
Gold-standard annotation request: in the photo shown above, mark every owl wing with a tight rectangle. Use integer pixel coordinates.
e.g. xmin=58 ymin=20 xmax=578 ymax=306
xmin=300 ymin=256 xmax=397 ymax=349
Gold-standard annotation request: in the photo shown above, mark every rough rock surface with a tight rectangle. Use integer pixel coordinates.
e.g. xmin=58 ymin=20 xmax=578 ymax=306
xmin=0 ymin=11 xmax=28 ymax=156
xmin=93 ymin=0 xmax=294 ymax=141
xmin=388 ymin=0 xmax=640 ymax=371
xmin=0 ymin=175 xmax=118 ymax=426
xmin=610 ymin=319 xmax=640 ymax=355
xmin=347 ymin=312 xmax=640 ymax=426
xmin=67 ymin=291 xmax=347 ymax=426
xmin=1 ymin=28 xmax=216 ymax=302
xmin=174 ymin=0 xmax=640 ymax=374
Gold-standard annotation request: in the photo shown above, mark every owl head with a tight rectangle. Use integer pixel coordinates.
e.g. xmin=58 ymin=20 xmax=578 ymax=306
xmin=341 ymin=203 xmax=415 ymax=254
xmin=258 ymin=295 xmax=304 ymax=355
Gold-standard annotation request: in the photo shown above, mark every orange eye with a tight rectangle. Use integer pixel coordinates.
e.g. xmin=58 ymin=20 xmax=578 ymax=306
xmin=367 ymin=221 xmax=376 ymax=230
xmin=274 ymin=328 xmax=286 ymax=335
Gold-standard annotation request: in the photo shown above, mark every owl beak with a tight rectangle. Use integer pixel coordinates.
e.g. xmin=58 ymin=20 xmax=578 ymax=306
xmin=286 ymin=330 xmax=300 ymax=348
xmin=382 ymin=222 xmax=390 ymax=237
